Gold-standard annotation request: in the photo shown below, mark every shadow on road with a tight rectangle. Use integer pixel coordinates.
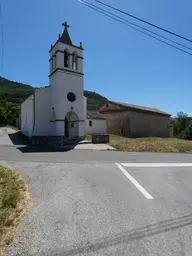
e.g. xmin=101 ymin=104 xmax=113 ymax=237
xmin=43 ymin=213 xmax=192 ymax=256
xmin=8 ymin=131 xmax=76 ymax=153
xmin=17 ymin=145 xmax=75 ymax=153
xmin=8 ymin=131 xmax=29 ymax=146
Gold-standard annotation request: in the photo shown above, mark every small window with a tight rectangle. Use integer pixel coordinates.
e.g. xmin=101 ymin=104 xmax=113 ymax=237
xmin=106 ymin=104 xmax=109 ymax=108
xmin=64 ymin=50 xmax=69 ymax=68
xmin=89 ymin=120 xmax=92 ymax=127
xmin=121 ymin=128 xmax=124 ymax=135
xmin=71 ymin=122 xmax=74 ymax=128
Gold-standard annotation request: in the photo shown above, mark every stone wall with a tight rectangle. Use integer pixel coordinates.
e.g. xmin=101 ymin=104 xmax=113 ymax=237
xmin=129 ymin=111 xmax=170 ymax=138
xmin=99 ymin=110 xmax=131 ymax=137
xmin=100 ymin=110 xmax=170 ymax=138
xmin=31 ymin=136 xmax=82 ymax=148
xmin=99 ymin=102 xmax=125 ymax=111
xmin=92 ymin=134 xmax=109 ymax=144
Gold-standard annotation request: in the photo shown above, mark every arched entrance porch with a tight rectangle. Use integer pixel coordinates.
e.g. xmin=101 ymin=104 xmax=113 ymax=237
xmin=64 ymin=111 xmax=79 ymax=138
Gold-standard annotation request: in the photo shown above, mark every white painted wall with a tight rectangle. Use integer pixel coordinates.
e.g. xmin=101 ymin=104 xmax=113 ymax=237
xmin=86 ymin=119 xmax=107 ymax=134
xmin=84 ymin=96 xmax=87 ymax=135
xmin=50 ymin=70 xmax=85 ymax=136
xmin=33 ymin=87 xmax=54 ymax=136
xmin=21 ymin=95 xmax=34 ymax=137
xmin=79 ymin=122 xmax=85 ymax=137
xmin=50 ymin=42 xmax=83 ymax=74
xmin=51 ymin=72 xmax=84 ymax=118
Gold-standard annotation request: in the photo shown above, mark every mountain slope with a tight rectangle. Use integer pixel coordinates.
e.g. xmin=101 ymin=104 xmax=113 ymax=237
xmin=0 ymin=76 xmax=107 ymax=110
xmin=84 ymin=90 xmax=107 ymax=110
xmin=0 ymin=77 xmax=35 ymax=103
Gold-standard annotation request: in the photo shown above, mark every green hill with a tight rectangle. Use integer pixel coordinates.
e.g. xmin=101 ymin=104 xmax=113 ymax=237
xmin=84 ymin=90 xmax=107 ymax=110
xmin=0 ymin=77 xmax=35 ymax=104
xmin=0 ymin=76 xmax=107 ymax=126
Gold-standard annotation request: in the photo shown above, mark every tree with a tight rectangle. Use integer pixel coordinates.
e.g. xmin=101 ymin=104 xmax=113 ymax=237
xmin=0 ymin=100 xmax=20 ymax=126
xmin=0 ymin=108 xmax=6 ymax=126
xmin=184 ymin=121 xmax=192 ymax=140
xmin=173 ymin=111 xmax=188 ymax=138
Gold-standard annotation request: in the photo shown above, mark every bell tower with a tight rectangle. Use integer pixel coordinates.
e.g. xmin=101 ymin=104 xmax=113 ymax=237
xmin=49 ymin=22 xmax=85 ymax=137
xmin=49 ymin=22 xmax=84 ymax=76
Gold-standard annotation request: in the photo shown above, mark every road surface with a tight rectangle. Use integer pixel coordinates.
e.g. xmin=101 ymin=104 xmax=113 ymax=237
xmin=1 ymin=127 xmax=192 ymax=256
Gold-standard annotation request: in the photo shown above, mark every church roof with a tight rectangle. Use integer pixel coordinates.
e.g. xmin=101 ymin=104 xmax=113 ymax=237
xmin=49 ymin=22 xmax=83 ymax=53
xmin=87 ymin=111 xmax=106 ymax=120
xmin=59 ymin=26 xmax=73 ymax=45
xmin=101 ymin=100 xmax=171 ymax=116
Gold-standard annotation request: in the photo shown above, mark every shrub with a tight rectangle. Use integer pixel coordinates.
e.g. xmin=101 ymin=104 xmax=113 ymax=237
xmin=173 ymin=111 xmax=188 ymax=138
xmin=184 ymin=121 xmax=192 ymax=140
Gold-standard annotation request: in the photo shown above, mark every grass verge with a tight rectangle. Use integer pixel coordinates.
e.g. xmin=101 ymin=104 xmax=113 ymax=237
xmin=7 ymin=126 xmax=19 ymax=132
xmin=84 ymin=134 xmax=92 ymax=141
xmin=109 ymin=134 xmax=192 ymax=153
xmin=0 ymin=165 xmax=32 ymax=256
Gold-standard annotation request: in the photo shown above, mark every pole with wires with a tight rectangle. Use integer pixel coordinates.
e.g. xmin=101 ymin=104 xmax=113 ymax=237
xmin=92 ymin=0 xmax=192 ymax=44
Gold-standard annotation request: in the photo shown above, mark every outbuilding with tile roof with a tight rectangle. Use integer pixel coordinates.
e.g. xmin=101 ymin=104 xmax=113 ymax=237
xmin=86 ymin=111 xmax=107 ymax=135
xmin=99 ymin=100 xmax=172 ymax=138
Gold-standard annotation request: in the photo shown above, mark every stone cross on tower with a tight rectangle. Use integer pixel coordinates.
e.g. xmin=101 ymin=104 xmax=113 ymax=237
xmin=62 ymin=22 xmax=70 ymax=29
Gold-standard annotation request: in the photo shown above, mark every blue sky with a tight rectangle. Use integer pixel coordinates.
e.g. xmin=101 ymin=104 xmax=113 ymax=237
xmin=1 ymin=0 xmax=192 ymax=116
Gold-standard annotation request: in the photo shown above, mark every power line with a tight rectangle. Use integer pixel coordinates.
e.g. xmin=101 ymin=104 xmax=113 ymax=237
xmin=79 ymin=0 xmax=192 ymax=56
xmin=92 ymin=0 xmax=192 ymax=44
xmin=79 ymin=0 xmax=192 ymax=52
xmin=78 ymin=0 xmax=192 ymax=56
xmin=0 ymin=3 xmax=4 ymax=69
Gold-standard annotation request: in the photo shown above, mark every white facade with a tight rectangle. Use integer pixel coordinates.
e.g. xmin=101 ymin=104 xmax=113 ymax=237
xmin=21 ymin=95 xmax=34 ymax=137
xmin=86 ymin=119 xmax=107 ymax=135
xmin=32 ymin=87 xmax=54 ymax=136
xmin=21 ymin=23 xmax=107 ymax=138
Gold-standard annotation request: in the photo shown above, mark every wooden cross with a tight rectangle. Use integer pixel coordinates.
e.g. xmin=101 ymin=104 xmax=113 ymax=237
xmin=62 ymin=22 xmax=70 ymax=29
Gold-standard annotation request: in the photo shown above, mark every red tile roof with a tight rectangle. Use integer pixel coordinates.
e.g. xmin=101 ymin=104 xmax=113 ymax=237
xmin=102 ymin=101 xmax=171 ymax=116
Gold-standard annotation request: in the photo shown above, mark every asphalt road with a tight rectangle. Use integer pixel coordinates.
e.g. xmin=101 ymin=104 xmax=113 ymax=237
xmin=1 ymin=127 xmax=192 ymax=256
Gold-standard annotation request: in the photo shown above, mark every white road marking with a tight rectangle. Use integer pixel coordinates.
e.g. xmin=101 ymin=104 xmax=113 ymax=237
xmin=122 ymin=163 xmax=192 ymax=168
xmin=115 ymin=163 xmax=153 ymax=200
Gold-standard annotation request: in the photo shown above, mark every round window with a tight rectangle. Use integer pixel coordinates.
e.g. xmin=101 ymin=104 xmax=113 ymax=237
xmin=67 ymin=92 xmax=76 ymax=102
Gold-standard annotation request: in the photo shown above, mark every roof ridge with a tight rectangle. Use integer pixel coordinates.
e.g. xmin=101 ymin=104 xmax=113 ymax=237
xmin=87 ymin=110 xmax=106 ymax=120
xmin=107 ymin=100 xmax=171 ymax=116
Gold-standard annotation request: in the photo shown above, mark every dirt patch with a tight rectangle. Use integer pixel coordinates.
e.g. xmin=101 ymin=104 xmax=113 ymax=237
xmin=0 ymin=165 xmax=32 ymax=256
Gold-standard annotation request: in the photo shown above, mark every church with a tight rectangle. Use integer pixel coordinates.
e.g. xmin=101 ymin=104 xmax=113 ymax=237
xmin=21 ymin=22 xmax=107 ymax=138
xmin=21 ymin=22 xmax=172 ymax=141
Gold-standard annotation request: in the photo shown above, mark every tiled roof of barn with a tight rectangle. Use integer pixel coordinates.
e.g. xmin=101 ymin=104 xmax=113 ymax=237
xmin=102 ymin=101 xmax=171 ymax=116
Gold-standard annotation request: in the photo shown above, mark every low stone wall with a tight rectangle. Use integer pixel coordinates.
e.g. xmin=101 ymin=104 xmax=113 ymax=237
xmin=31 ymin=136 xmax=81 ymax=148
xmin=31 ymin=135 xmax=109 ymax=147
xmin=31 ymin=136 xmax=64 ymax=148
xmin=92 ymin=134 xmax=109 ymax=144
